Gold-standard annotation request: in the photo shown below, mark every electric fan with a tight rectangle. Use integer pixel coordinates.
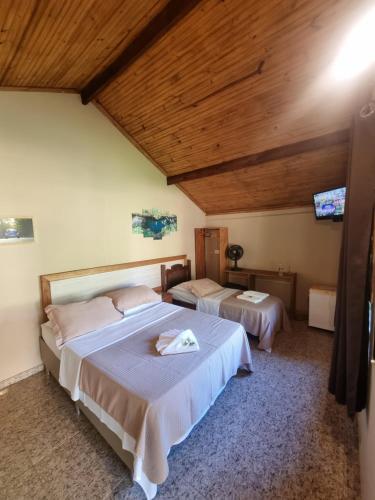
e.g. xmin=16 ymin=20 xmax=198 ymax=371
xmin=227 ymin=245 xmax=244 ymax=271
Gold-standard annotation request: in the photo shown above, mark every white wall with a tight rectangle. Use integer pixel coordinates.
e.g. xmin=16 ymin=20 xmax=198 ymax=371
xmin=0 ymin=91 xmax=205 ymax=384
xmin=207 ymin=208 xmax=343 ymax=315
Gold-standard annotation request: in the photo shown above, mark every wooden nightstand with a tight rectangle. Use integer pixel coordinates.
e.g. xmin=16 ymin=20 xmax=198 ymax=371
xmin=161 ymin=292 xmax=173 ymax=303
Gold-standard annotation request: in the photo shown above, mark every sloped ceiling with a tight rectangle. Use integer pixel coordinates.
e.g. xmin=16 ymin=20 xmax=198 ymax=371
xmin=0 ymin=0 xmax=369 ymax=214
xmin=0 ymin=0 xmax=169 ymax=89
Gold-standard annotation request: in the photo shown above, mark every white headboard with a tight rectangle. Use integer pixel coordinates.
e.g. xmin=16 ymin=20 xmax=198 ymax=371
xmin=40 ymin=255 xmax=187 ymax=320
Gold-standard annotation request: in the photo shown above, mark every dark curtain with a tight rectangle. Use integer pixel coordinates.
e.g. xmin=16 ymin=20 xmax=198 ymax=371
xmin=329 ymin=100 xmax=375 ymax=416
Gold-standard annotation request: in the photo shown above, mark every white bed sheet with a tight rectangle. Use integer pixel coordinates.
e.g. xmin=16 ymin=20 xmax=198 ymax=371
xmin=197 ymin=288 xmax=238 ymax=315
xmin=41 ymin=321 xmax=61 ymax=360
xmin=59 ymin=302 xmax=177 ymax=400
xmin=168 ymin=285 xmax=198 ymax=304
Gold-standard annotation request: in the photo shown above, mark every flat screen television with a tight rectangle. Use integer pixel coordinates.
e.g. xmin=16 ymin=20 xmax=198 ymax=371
xmin=313 ymin=187 xmax=346 ymax=220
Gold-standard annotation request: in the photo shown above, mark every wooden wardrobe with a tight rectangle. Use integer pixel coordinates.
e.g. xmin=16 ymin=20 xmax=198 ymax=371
xmin=195 ymin=227 xmax=228 ymax=284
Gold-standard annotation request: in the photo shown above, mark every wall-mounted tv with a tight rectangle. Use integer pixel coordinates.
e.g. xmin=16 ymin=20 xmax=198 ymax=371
xmin=313 ymin=187 xmax=346 ymax=221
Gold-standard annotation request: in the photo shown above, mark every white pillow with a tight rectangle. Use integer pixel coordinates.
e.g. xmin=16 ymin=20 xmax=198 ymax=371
xmin=190 ymin=279 xmax=223 ymax=298
xmin=124 ymin=301 xmax=161 ymax=317
xmin=104 ymin=285 xmax=161 ymax=313
xmin=45 ymin=296 xmax=123 ymax=348
xmin=168 ymin=285 xmax=197 ymax=304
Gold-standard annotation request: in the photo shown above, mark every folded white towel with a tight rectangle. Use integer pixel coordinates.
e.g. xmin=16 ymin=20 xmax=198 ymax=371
xmin=237 ymin=293 xmax=267 ymax=304
xmin=243 ymin=290 xmax=269 ymax=300
xmin=156 ymin=329 xmax=200 ymax=355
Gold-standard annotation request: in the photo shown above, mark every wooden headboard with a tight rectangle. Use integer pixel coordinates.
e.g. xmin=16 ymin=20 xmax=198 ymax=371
xmin=40 ymin=254 xmax=187 ymax=320
xmin=161 ymin=260 xmax=191 ymax=292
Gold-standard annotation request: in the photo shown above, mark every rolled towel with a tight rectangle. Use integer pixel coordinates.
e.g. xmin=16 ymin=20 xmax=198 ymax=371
xmin=237 ymin=293 xmax=266 ymax=304
xmin=243 ymin=290 xmax=269 ymax=300
xmin=156 ymin=329 xmax=200 ymax=355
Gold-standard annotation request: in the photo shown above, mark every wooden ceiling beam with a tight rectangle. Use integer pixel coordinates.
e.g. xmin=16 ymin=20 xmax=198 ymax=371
xmin=167 ymin=129 xmax=350 ymax=185
xmin=80 ymin=0 xmax=202 ymax=105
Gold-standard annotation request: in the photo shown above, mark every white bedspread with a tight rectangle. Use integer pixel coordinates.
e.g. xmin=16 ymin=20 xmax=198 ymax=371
xmin=59 ymin=302 xmax=179 ymax=400
xmin=197 ymin=288 xmax=237 ymax=315
xmin=58 ymin=302 xmax=252 ymax=499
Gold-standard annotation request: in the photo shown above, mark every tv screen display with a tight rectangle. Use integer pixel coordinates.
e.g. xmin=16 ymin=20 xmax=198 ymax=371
xmin=313 ymin=187 xmax=346 ymax=220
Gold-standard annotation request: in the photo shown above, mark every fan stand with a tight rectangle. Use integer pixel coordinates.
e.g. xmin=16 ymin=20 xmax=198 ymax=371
xmin=232 ymin=259 xmax=242 ymax=271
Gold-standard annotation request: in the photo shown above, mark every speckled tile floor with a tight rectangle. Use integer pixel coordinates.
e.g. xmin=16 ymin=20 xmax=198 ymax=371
xmin=0 ymin=321 xmax=360 ymax=500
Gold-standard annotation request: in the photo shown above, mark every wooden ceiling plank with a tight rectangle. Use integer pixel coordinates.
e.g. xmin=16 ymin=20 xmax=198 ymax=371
xmin=133 ymin=80 xmax=356 ymax=174
xmin=0 ymin=0 xmax=172 ymax=90
xmin=0 ymin=1 xmax=29 ymax=78
xmin=97 ymin=0 xmax=345 ymax=127
xmin=162 ymin=121 xmax=350 ymax=176
xmin=178 ymin=142 xmax=348 ymax=214
xmin=167 ymin=129 xmax=350 ymax=185
xmin=183 ymin=60 xmax=265 ymax=109
xmin=81 ymin=0 xmax=203 ymax=104
xmin=98 ymin=0 xmax=271 ymax=115
xmin=117 ymin=37 xmax=351 ymax=141
xmin=102 ymin=86 xmax=348 ymax=175
xmin=97 ymin=0 xmax=258 ymax=110
xmin=29 ymin=1 xmax=93 ymax=88
xmin=22 ymin=2 xmax=77 ymax=88
xmin=5 ymin=1 xmax=73 ymax=88
xmin=49 ymin=0 xmax=156 ymax=88
xmin=0 ymin=0 xmax=41 ymax=86
xmin=97 ymin=0 xmax=363 ymax=177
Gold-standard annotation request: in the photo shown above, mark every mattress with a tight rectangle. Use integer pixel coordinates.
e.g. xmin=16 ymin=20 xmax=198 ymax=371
xmin=168 ymin=285 xmax=198 ymax=304
xmin=41 ymin=321 xmax=61 ymax=359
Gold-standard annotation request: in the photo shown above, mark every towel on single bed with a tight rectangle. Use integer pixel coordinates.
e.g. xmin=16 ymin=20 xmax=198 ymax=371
xmin=237 ymin=290 xmax=269 ymax=304
xmin=156 ymin=328 xmax=200 ymax=355
xmin=243 ymin=290 xmax=269 ymax=300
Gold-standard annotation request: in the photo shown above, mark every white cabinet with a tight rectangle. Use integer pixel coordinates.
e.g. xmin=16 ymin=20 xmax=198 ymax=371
xmin=308 ymin=286 xmax=337 ymax=331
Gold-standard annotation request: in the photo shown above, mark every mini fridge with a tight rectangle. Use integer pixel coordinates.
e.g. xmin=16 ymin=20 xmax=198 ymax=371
xmin=308 ymin=285 xmax=337 ymax=331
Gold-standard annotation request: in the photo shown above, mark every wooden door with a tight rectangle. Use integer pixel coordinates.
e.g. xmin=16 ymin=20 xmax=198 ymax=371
xmin=195 ymin=228 xmax=206 ymax=279
xmin=205 ymin=229 xmax=220 ymax=283
xmin=195 ymin=227 xmax=228 ymax=284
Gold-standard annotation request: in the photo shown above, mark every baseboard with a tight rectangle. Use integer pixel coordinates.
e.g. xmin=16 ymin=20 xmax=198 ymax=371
xmin=0 ymin=363 xmax=44 ymax=390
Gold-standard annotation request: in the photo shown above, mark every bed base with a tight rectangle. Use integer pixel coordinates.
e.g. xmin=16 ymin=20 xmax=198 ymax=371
xmin=39 ymin=338 xmax=134 ymax=475
xmin=171 ymin=298 xmax=196 ymax=310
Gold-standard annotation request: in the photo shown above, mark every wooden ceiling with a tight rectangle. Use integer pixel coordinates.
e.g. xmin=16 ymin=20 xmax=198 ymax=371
xmin=0 ymin=0 xmax=169 ymax=90
xmin=179 ymin=142 xmax=349 ymax=214
xmin=0 ymin=0 xmax=370 ymax=214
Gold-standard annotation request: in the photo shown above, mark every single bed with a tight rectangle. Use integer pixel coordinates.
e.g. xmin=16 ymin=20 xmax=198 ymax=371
xmin=161 ymin=260 xmax=291 ymax=352
xmin=39 ymin=256 xmax=253 ymax=500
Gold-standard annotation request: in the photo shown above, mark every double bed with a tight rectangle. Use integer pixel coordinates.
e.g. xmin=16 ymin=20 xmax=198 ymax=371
xmin=39 ymin=255 xmax=253 ymax=499
xmin=161 ymin=260 xmax=291 ymax=352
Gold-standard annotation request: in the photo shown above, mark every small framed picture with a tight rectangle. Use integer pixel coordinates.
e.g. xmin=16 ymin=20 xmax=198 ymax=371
xmin=0 ymin=217 xmax=34 ymax=244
